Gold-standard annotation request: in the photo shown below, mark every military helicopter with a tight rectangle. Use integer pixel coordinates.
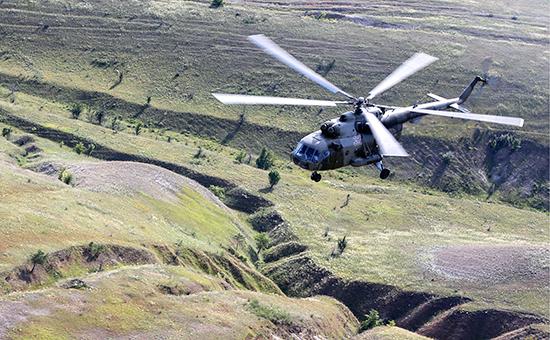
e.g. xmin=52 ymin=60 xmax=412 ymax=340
xmin=213 ymin=35 xmax=524 ymax=182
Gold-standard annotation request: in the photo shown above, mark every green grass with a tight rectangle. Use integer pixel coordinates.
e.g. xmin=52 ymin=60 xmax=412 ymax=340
xmin=1 ymin=88 xmax=547 ymax=316
xmin=247 ymin=298 xmax=291 ymax=325
xmin=0 ymin=0 xmax=548 ymax=324
xmin=6 ymin=265 xmax=358 ymax=339
xmin=0 ymin=125 xmax=250 ymax=272
xmin=0 ymin=0 xmax=547 ymax=140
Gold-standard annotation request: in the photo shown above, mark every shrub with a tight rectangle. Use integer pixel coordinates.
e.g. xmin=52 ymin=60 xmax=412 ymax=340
xmin=194 ymin=146 xmax=206 ymax=159
xmin=86 ymin=143 xmax=96 ymax=156
xmin=316 ymin=59 xmax=336 ymax=76
xmin=232 ymin=233 xmax=246 ymax=251
xmin=209 ymin=185 xmax=226 ymax=200
xmin=87 ymin=242 xmax=106 ymax=260
xmin=359 ymin=309 xmax=384 ymax=332
xmin=247 ymin=299 xmax=291 ymax=325
xmin=111 ymin=116 xmax=121 ymax=131
xmin=268 ymin=170 xmax=280 ymax=189
xmin=337 ymin=235 xmax=347 ymax=253
xmin=255 ymin=232 xmax=270 ymax=252
xmin=68 ymin=103 xmax=83 ymax=119
xmin=58 ymin=168 xmax=73 ymax=185
xmin=256 ymin=147 xmax=275 ymax=170
xmin=442 ymin=151 xmax=453 ymax=164
xmin=30 ymin=250 xmax=47 ymax=273
xmin=74 ymin=142 xmax=85 ymax=154
xmin=91 ymin=58 xmax=117 ymax=68
xmin=235 ymin=150 xmax=247 ymax=163
xmin=1 ymin=127 xmax=11 ymax=138
xmin=210 ymin=0 xmax=224 ymax=8
xmin=134 ymin=122 xmax=143 ymax=135
xmin=94 ymin=110 xmax=106 ymax=125
xmin=489 ymin=133 xmax=521 ymax=151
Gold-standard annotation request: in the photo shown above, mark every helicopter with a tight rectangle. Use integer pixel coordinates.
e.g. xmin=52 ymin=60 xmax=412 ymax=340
xmin=212 ymin=34 xmax=524 ymax=182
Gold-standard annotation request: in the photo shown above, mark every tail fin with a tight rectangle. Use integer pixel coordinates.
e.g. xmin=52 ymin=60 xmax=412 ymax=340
xmin=458 ymin=76 xmax=486 ymax=104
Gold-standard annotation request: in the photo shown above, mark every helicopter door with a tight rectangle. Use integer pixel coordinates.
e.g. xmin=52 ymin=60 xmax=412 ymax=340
xmin=328 ymin=142 xmax=345 ymax=169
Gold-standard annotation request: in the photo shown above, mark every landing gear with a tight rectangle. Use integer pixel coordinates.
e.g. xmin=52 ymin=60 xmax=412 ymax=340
xmin=311 ymin=171 xmax=322 ymax=182
xmin=375 ymin=161 xmax=391 ymax=180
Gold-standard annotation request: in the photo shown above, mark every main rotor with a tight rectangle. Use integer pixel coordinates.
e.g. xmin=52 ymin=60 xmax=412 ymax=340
xmin=213 ymin=34 xmax=439 ymax=157
xmin=212 ymin=34 xmax=522 ymax=158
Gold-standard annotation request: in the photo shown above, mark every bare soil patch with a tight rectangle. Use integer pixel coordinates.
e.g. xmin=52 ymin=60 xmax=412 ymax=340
xmin=32 ymin=160 xmax=227 ymax=208
xmin=65 ymin=161 xmax=198 ymax=203
xmin=426 ymin=244 xmax=550 ymax=284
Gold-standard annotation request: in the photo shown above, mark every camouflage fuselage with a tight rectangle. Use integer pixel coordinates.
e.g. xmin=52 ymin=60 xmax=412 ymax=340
xmin=291 ymin=98 xmax=454 ymax=171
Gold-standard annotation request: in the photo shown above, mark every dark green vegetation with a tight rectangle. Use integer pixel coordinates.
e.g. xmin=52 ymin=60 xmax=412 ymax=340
xmin=268 ymin=169 xmax=281 ymax=189
xmin=0 ymin=0 xmax=548 ymax=339
xmin=359 ymin=309 xmax=384 ymax=333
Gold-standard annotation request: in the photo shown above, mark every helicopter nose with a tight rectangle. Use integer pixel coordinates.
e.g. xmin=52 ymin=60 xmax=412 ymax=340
xmin=291 ymin=152 xmax=304 ymax=167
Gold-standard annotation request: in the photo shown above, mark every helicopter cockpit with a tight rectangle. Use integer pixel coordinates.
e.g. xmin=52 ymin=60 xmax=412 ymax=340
xmin=291 ymin=142 xmax=330 ymax=169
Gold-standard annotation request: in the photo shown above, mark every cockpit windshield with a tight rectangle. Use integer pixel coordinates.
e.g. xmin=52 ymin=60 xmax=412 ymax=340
xmin=293 ymin=143 xmax=330 ymax=163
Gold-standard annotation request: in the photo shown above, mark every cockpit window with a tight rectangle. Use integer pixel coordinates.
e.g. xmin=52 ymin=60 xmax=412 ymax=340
xmin=293 ymin=143 xmax=330 ymax=164
xmin=294 ymin=143 xmax=306 ymax=156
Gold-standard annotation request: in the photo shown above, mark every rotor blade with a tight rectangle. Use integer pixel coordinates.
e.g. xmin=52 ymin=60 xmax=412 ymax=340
xmin=248 ymin=34 xmax=354 ymax=99
xmin=367 ymin=53 xmax=438 ymax=100
xmin=411 ymin=108 xmax=524 ymax=127
xmin=362 ymin=108 xmax=409 ymax=157
xmin=212 ymin=93 xmax=345 ymax=106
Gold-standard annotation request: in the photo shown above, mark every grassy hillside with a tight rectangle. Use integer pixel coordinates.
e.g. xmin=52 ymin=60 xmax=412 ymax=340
xmin=2 ymin=264 xmax=359 ymax=339
xmin=0 ymin=0 xmax=547 ymax=138
xmin=0 ymin=129 xmax=247 ymax=271
xmin=0 ymin=124 xmax=365 ymax=338
xmin=1 ymin=89 xmax=547 ymax=318
xmin=0 ymin=0 xmax=548 ymax=337
xmin=0 ymin=0 xmax=547 ymax=210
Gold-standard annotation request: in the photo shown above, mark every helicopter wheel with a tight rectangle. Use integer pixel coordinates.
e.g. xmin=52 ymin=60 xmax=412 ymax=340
xmin=380 ymin=169 xmax=391 ymax=179
xmin=311 ymin=171 xmax=322 ymax=182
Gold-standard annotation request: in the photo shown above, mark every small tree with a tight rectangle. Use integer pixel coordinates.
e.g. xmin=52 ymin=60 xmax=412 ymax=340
xmin=30 ymin=250 xmax=47 ymax=273
xmin=209 ymin=185 xmax=226 ymax=200
xmin=58 ymin=168 xmax=73 ymax=185
xmin=256 ymin=147 xmax=275 ymax=170
xmin=337 ymin=235 xmax=347 ymax=253
xmin=210 ymin=0 xmax=224 ymax=8
xmin=74 ymin=142 xmax=85 ymax=154
xmin=268 ymin=170 xmax=280 ymax=189
xmin=69 ymin=103 xmax=82 ymax=119
xmin=1 ymin=127 xmax=12 ymax=138
xmin=359 ymin=309 xmax=384 ymax=333
xmin=134 ymin=122 xmax=143 ymax=135
xmin=95 ymin=110 xmax=105 ymax=125
xmin=255 ymin=233 xmax=270 ymax=252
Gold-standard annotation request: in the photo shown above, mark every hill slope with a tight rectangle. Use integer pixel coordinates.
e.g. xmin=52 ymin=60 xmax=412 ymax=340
xmin=0 ymin=129 xmax=363 ymax=338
